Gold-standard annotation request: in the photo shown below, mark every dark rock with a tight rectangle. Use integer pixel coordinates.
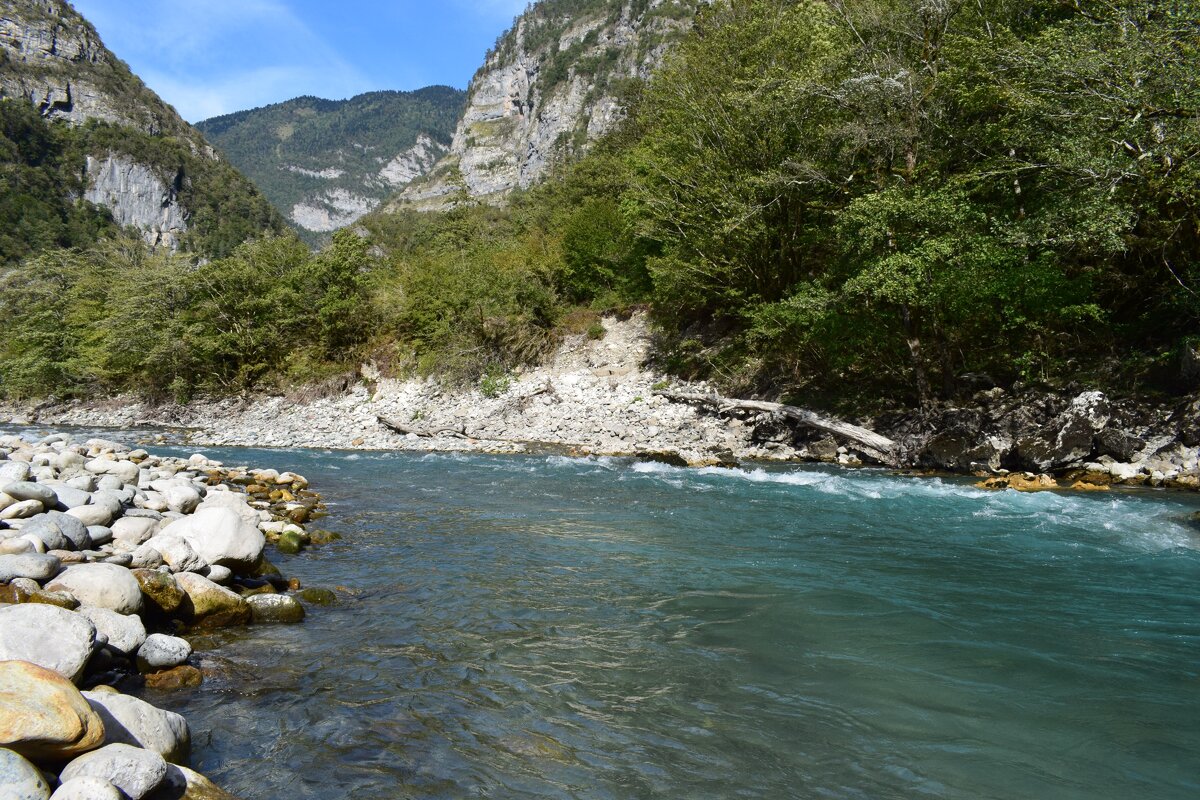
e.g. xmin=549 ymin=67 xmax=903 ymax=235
xmin=633 ymin=450 xmax=689 ymax=468
xmin=1094 ymin=428 xmax=1145 ymax=462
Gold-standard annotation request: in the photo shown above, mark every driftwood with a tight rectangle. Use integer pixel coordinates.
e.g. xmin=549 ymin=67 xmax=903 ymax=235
xmin=657 ymin=391 xmax=900 ymax=467
xmin=377 ymin=416 xmax=471 ymax=439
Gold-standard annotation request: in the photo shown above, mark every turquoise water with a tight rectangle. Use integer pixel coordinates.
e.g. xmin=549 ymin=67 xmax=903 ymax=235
xmin=139 ymin=448 xmax=1199 ymax=799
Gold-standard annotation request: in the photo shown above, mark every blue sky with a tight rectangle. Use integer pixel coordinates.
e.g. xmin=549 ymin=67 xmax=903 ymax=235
xmin=71 ymin=0 xmax=529 ymax=122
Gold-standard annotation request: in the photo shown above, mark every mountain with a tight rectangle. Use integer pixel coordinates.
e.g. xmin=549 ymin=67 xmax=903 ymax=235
xmin=195 ymin=88 xmax=465 ymax=237
xmin=0 ymin=0 xmax=284 ymax=259
xmin=392 ymin=0 xmax=699 ymax=210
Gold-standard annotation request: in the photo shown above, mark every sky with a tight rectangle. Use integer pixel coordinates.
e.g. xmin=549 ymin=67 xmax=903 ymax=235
xmin=71 ymin=0 xmax=530 ymax=122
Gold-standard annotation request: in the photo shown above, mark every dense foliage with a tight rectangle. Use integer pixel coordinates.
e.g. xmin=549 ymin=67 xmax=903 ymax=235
xmin=195 ymin=88 xmax=465 ymax=238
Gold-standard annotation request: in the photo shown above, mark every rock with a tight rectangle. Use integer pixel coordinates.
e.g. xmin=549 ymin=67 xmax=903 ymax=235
xmin=0 ymin=552 xmax=61 ymax=582
xmin=1015 ymin=391 xmax=1111 ymax=471
xmin=1070 ymin=481 xmax=1111 ymax=492
xmin=87 ymin=526 xmax=114 ymax=547
xmin=160 ymin=508 xmax=264 ymax=575
xmin=27 ymin=590 xmax=80 ymax=610
xmin=66 ymin=505 xmax=115 ymax=528
xmin=142 ymin=666 xmax=202 ymax=691
xmin=82 ymin=691 xmax=189 ymax=763
xmin=76 ymin=607 xmax=146 ymax=657
xmin=131 ymin=570 xmax=184 ymax=616
xmin=0 ymin=605 xmax=97 ymax=683
xmin=46 ymin=564 xmax=143 ymax=616
xmin=246 ymin=594 xmax=305 ymax=624
xmin=162 ymin=486 xmax=201 ymax=516
xmin=1095 ymin=428 xmax=1145 ymax=462
xmin=298 ymin=587 xmax=336 ymax=606
xmin=975 ymin=473 xmax=1059 ymax=492
xmin=111 ymin=517 xmax=158 ymax=546
xmin=203 ymin=565 xmax=231 ymax=584
xmin=1 ymin=499 xmax=46 ymax=520
xmin=151 ymin=763 xmax=241 ymax=800
xmin=1 ymin=481 xmax=57 ymax=507
xmin=173 ymin=572 xmax=250 ymax=630
xmin=142 ymin=535 xmax=207 ymax=574
xmin=129 ymin=545 xmax=166 ymax=570
xmin=47 ymin=485 xmax=93 ymax=510
xmin=275 ymin=530 xmax=304 ymax=555
xmin=0 ymin=660 xmax=106 ymax=760
xmin=25 ymin=512 xmax=92 ymax=551
xmin=50 ymin=777 xmax=124 ymax=800
xmin=0 ymin=462 xmax=32 ymax=484
xmin=60 ymin=743 xmax=168 ymax=800
xmin=0 ymin=747 xmax=51 ymax=800
xmin=135 ymin=634 xmax=192 ymax=672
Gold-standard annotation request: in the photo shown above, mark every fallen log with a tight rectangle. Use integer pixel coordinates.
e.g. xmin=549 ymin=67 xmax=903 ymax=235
xmin=377 ymin=416 xmax=470 ymax=439
xmin=656 ymin=391 xmax=900 ymax=467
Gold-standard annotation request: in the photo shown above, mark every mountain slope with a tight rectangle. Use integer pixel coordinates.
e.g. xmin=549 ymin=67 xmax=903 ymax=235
xmin=196 ymin=88 xmax=465 ymax=237
xmin=392 ymin=0 xmax=698 ymax=210
xmin=0 ymin=0 xmax=284 ymax=258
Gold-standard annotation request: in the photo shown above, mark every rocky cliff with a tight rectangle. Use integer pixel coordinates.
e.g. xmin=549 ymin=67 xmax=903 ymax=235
xmin=394 ymin=0 xmax=698 ymax=210
xmin=0 ymin=0 xmax=282 ymax=255
xmin=196 ymin=89 xmax=463 ymax=239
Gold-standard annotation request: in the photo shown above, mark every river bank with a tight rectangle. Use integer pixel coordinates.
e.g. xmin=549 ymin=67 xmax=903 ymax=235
xmin=3 ymin=312 xmax=1198 ymax=491
xmin=0 ymin=432 xmax=337 ymax=799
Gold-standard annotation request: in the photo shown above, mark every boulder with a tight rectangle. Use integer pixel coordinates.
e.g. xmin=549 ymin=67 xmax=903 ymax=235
xmin=24 ymin=512 xmax=91 ymax=551
xmin=246 ymin=594 xmax=305 ymax=624
xmin=173 ymin=572 xmax=250 ymax=630
xmin=111 ymin=517 xmax=158 ymax=546
xmin=65 ymin=505 xmax=114 ymax=528
xmin=1015 ymin=391 xmax=1111 ymax=471
xmin=160 ymin=508 xmax=264 ymax=574
xmin=46 ymin=564 xmax=143 ymax=616
xmin=130 ymin=570 xmax=184 ymax=616
xmin=1 ymin=482 xmax=57 ymax=507
xmin=0 ymin=605 xmax=97 ymax=683
xmin=1 ymin=499 xmax=45 ymax=520
xmin=76 ymin=607 xmax=146 ymax=657
xmin=0 ymin=660 xmax=106 ymax=760
xmin=0 ymin=462 xmax=32 ymax=484
xmin=50 ymin=777 xmax=124 ymax=800
xmin=142 ymin=535 xmax=207 ymax=574
xmin=151 ymin=764 xmax=241 ymax=800
xmin=0 ymin=552 xmax=61 ymax=582
xmin=82 ymin=691 xmax=189 ymax=763
xmin=60 ymin=743 xmax=168 ymax=800
xmin=0 ymin=747 xmax=51 ymax=800
xmin=135 ymin=634 xmax=192 ymax=672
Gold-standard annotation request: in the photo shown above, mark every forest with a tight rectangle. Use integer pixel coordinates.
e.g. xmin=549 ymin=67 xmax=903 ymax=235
xmin=2 ymin=0 xmax=1197 ymax=408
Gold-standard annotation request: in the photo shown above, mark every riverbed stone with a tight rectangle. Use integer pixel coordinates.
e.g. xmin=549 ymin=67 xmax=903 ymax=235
xmin=88 ymin=526 xmax=114 ymax=547
xmin=60 ymin=743 xmax=168 ymax=800
xmin=142 ymin=666 xmax=202 ymax=691
xmin=161 ymin=508 xmax=264 ymax=575
xmin=82 ymin=691 xmax=189 ymax=763
xmin=0 ymin=747 xmax=51 ymax=800
xmin=130 ymin=544 xmax=166 ymax=570
xmin=0 ymin=461 xmax=32 ymax=484
xmin=151 ymin=763 xmax=240 ymax=800
xmin=1 ymin=499 xmax=45 ymax=520
xmin=46 ymin=484 xmax=92 ymax=510
xmin=2 ymin=481 xmax=57 ymax=507
xmin=203 ymin=565 xmax=232 ymax=584
xmin=66 ymin=504 xmax=114 ymax=528
xmin=76 ymin=607 xmax=146 ymax=657
xmin=298 ymin=587 xmax=336 ymax=605
xmin=0 ymin=552 xmax=61 ymax=582
xmin=112 ymin=517 xmax=158 ymax=546
xmin=131 ymin=570 xmax=184 ymax=616
xmin=26 ymin=512 xmax=92 ymax=551
xmin=136 ymin=634 xmax=192 ymax=672
xmin=246 ymin=594 xmax=305 ymax=624
xmin=50 ymin=777 xmax=124 ymax=800
xmin=0 ymin=605 xmax=97 ymax=683
xmin=142 ymin=535 xmax=207 ymax=574
xmin=46 ymin=564 xmax=143 ymax=615
xmin=0 ymin=660 xmax=106 ymax=760
xmin=173 ymin=572 xmax=250 ymax=629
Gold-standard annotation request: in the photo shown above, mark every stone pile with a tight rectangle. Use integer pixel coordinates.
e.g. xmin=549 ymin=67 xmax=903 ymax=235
xmin=0 ymin=432 xmax=335 ymax=799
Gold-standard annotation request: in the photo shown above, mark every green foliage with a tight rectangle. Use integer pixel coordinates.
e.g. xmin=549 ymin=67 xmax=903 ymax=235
xmin=479 ymin=365 xmax=513 ymax=398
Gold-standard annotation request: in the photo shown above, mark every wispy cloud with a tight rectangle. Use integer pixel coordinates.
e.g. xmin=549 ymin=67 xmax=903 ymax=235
xmin=72 ymin=0 xmax=372 ymax=121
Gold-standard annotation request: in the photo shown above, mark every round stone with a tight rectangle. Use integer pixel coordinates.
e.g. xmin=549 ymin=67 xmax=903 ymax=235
xmin=0 ymin=605 xmax=97 ymax=684
xmin=45 ymin=564 xmax=143 ymax=615
xmin=0 ymin=660 xmax=106 ymax=760
xmin=59 ymin=743 xmax=168 ymax=800
xmin=135 ymin=634 xmax=192 ymax=672
xmin=0 ymin=747 xmax=51 ymax=800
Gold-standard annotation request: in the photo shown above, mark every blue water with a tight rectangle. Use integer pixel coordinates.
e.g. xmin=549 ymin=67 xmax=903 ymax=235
xmin=133 ymin=448 xmax=1199 ymax=799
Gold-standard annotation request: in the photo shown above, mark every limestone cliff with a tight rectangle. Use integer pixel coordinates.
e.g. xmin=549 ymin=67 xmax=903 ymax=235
xmin=395 ymin=0 xmax=698 ymax=210
xmin=0 ymin=0 xmax=282 ymax=254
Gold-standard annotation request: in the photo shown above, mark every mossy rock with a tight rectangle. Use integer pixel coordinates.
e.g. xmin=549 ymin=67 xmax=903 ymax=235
xmin=249 ymin=558 xmax=282 ymax=578
xmin=276 ymin=531 xmax=305 ymax=555
xmin=298 ymin=587 xmax=336 ymax=606
xmin=309 ymin=529 xmax=342 ymax=545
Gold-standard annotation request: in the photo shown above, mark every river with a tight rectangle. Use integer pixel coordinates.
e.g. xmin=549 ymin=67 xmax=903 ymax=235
xmin=136 ymin=446 xmax=1200 ymax=799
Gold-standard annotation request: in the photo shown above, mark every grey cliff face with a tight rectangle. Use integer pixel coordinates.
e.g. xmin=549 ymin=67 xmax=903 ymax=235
xmin=84 ymin=155 xmax=188 ymax=251
xmin=398 ymin=0 xmax=694 ymax=209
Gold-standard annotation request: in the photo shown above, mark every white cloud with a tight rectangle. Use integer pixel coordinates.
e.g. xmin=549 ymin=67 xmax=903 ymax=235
xmin=72 ymin=0 xmax=372 ymax=121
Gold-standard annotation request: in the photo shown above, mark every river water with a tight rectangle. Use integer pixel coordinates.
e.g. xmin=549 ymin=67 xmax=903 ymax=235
xmin=136 ymin=447 xmax=1198 ymax=799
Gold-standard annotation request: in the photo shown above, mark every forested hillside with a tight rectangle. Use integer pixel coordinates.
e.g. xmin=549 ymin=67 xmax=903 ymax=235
xmin=196 ymin=88 xmax=465 ymax=237
xmin=3 ymin=0 xmax=1197 ymax=409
